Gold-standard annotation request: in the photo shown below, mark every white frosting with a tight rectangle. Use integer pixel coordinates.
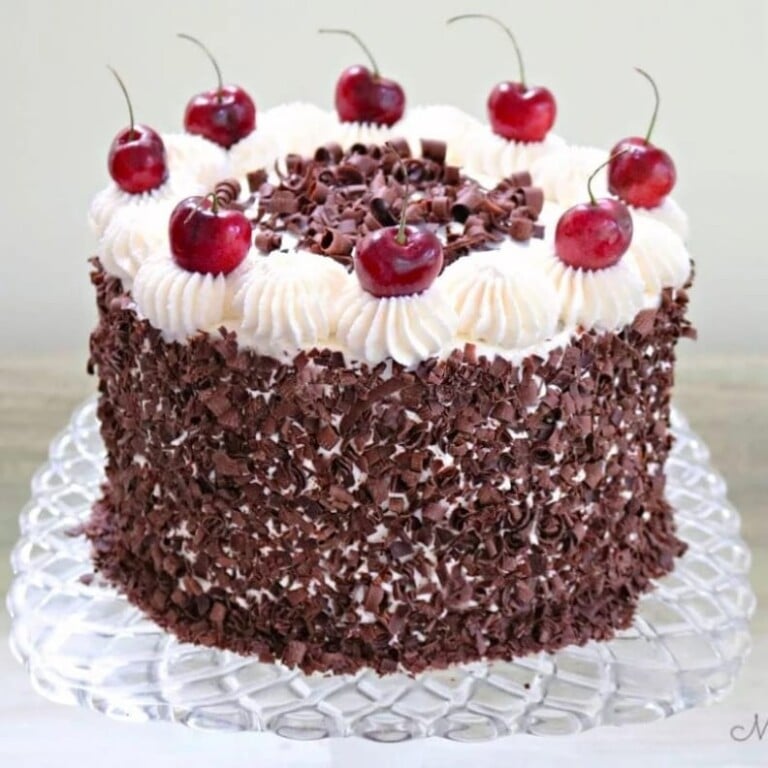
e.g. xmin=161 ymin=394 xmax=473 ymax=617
xmin=624 ymin=213 xmax=692 ymax=296
xmin=162 ymin=133 xmax=231 ymax=190
xmin=546 ymin=255 xmax=646 ymax=331
xmin=257 ymin=102 xmax=336 ymax=156
xmin=329 ymin=118 xmax=395 ymax=149
xmin=229 ymin=130 xmax=281 ymax=184
xmin=336 ymin=285 xmax=458 ymax=367
xmin=632 ymin=197 xmax=689 ymax=241
xmin=97 ymin=200 xmax=174 ymax=285
xmin=439 ymin=247 xmax=560 ymax=348
xmin=531 ymin=146 xmax=689 ymax=240
xmin=234 ymin=251 xmax=352 ymax=356
xmin=399 ymin=105 xmax=484 ymax=166
xmin=132 ymin=254 xmax=238 ymax=340
xmin=88 ymin=176 xmax=199 ymax=239
xmin=460 ymin=125 xmax=567 ymax=180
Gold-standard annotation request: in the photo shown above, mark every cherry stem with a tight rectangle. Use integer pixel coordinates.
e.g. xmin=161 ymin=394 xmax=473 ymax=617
xmin=635 ymin=67 xmax=660 ymax=142
xmin=396 ymin=176 xmax=410 ymax=245
xmin=447 ymin=14 xmax=526 ymax=88
xmin=318 ymin=29 xmax=380 ymax=77
xmin=178 ymin=33 xmax=224 ymax=99
xmin=208 ymin=191 xmax=220 ymax=214
xmin=107 ymin=66 xmax=136 ymax=139
xmin=587 ymin=149 xmax=630 ymax=205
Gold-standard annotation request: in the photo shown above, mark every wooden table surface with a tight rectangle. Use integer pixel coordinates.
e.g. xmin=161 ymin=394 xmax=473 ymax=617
xmin=1 ymin=355 xmax=766 ymax=766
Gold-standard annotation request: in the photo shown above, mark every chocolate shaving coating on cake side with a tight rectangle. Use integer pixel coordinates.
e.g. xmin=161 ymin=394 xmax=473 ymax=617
xmin=86 ymin=262 xmax=694 ymax=675
xmin=247 ymin=139 xmax=544 ymax=268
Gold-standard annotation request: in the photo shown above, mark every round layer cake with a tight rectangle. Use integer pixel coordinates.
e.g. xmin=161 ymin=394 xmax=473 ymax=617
xmin=86 ymin=104 xmax=694 ymax=674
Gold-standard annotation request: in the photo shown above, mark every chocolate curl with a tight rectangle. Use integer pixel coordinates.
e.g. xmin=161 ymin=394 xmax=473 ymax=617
xmin=532 ymin=223 xmax=545 ymax=239
xmin=214 ymin=179 xmax=241 ymax=206
xmin=451 ymin=185 xmax=483 ymax=222
xmin=443 ymin=165 xmax=461 ymax=185
xmin=347 ymin=152 xmax=379 ymax=178
xmin=320 ymin=228 xmax=354 ymax=256
xmin=285 ymin=153 xmax=305 ymax=175
xmin=336 ymin=163 xmax=365 ymax=185
xmin=506 ymin=171 xmax=533 ymax=187
xmin=310 ymin=180 xmax=329 ymax=204
xmin=387 ymin=137 xmax=412 ymax=158
xmin=420 ymin=138 xmax=447 ymax=165
xmin=362 ymin=211 xmax=383 ymax=232
xmin=509 ymin=217 xmax=535 ymax=241
xmin=431 ymin=196 xmax=451 ymax=219
xmin=246 ymin=169 xmax=268 ymax=193
xmin=314 ymin=142 xmax=344 ymax=163
xmin=267 ymin=190 xmax=299 ymax=215
xmin=520 ymin=186 xmax=545 ymax=217
xmin=254 ymin=230 xmax=282 ymax=253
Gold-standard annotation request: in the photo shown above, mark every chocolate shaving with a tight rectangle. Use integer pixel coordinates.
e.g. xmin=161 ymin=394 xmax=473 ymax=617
xmin=247 ymin=140 xmax=547 ymax=269
xmin=87 ymin=261 xmax=693 ymax=677
xmin=246 ymin=169 xmax=268 ymax=193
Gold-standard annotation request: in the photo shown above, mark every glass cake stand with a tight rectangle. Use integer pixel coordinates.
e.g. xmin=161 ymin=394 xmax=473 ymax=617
xmin=6 ymin=397 xmax=755 ymax=742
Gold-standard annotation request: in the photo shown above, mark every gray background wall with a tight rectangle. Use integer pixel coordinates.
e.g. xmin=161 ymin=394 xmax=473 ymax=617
xmin=1 ymin=0 xmax=766 ymax=357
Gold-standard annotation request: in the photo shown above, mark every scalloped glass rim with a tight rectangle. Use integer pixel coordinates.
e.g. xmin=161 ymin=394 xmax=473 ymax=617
xmin=6 ymin=397 xmax=755 ymax=741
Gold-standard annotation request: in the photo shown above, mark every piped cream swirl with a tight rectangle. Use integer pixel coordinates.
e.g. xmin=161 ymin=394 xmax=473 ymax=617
xmin=460 ymin=125 xmax=567 ymax=180
xmin=439 ymin=248 xmax=560 ymax=348
xmin=132 ymin=255 xmax=238 ymax=340
xmin=234 ymin=251 xmax=352 ymax=356
xmin=624 ymin=214 xmax=692 ymax=295
xmin=97 ymin=200 xmax=174 ymax=285
xmin=257 ymin=103 xmax=336 ymax=156
xmin=336 ymin=285 xmax=458 ymax=367
xmin=162 ymin=133 xmax=231 ymax=189
xmin=88 ymin=177 xmax=197 ymax=239
xmin=546 ymin=256 xmax=646 ymax=331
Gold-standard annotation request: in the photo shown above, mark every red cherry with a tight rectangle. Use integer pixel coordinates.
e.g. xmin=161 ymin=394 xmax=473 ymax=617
xmin=555 ymin=154 xmax=633 ymax=270
xmin=169 ymin=195 xmax=251 ymax=275
xmin=488 ymin=82 xmax=557 ymax=142
xmin=178 ymin=34 xmax=256 ymax=148
xmin=106 ymin=67 xmax=168 ymax=194
xmin=608 ymin=69 xmax=676 ymax=209
xmin=555 ymin=199 xmax=633 ymax=270
xmin=448 ymin=14 xmax=556 ymax=142
xmin=356 ymin=226 xmax=443 ymax=297
xmin=319 ymin=29 xmax=405 ymax=126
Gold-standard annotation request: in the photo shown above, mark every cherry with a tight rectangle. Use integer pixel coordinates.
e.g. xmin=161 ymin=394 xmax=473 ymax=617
xmin=608 ymin=68 xmax=676 ymax=209
xmin=447 ymin=14 xmax=556 ymax=142
xmin=555 ymin=154 xmax=633 ymax=270
xmin=355 ymin=175 xmax=443 ymax=297
xmin=178 ymin=33 xmax=256 ymax=148
xmin=318 ymin=29 xmax=405 ymax=126
xmin=106 ymin=67 xmax=168 ymax=194
xmin=169 ymin=194 xmax=251 ymax=275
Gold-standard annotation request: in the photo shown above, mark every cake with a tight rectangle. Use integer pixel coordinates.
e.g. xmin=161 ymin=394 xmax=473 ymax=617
xmin=85 ymin=43 xmax=695 ymax=675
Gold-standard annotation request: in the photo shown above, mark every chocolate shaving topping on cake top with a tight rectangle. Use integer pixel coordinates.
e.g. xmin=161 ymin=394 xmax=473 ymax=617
xmin=246 ymin=139 xmax=544 ymax=268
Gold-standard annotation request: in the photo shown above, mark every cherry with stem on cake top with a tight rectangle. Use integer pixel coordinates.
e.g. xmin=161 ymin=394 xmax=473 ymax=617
xmin=355 ymin=164 xmax=443 ymax=297
xmin=447 ymin=14 xmax=556 ymax=143
xmin=178 ymin=33 xmax=256 ymax=149
xmin=169 ymin=193 xmax=251 ymax=275
xmin=607 ymin=68 xmax=677 ymax=209
xmin=555 ymin=152 xmax=633 ymax=270
xmin=318 ymin=28 xmax=405 ymax=126
xmin=106 ymin=67 xmax=168 ymax=194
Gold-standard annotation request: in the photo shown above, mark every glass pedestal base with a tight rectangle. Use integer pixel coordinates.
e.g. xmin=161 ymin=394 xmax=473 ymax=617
xmin=7 ymin=398 xmax=755 ymax=741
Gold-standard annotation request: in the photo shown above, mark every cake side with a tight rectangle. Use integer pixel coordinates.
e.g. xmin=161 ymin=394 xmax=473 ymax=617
xmin=87 ymin=264 xmax=693 ymax=675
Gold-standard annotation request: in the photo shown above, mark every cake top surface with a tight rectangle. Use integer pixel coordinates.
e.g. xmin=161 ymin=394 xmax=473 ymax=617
xmin=90 ymin=103 xmax=692 ymax=367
